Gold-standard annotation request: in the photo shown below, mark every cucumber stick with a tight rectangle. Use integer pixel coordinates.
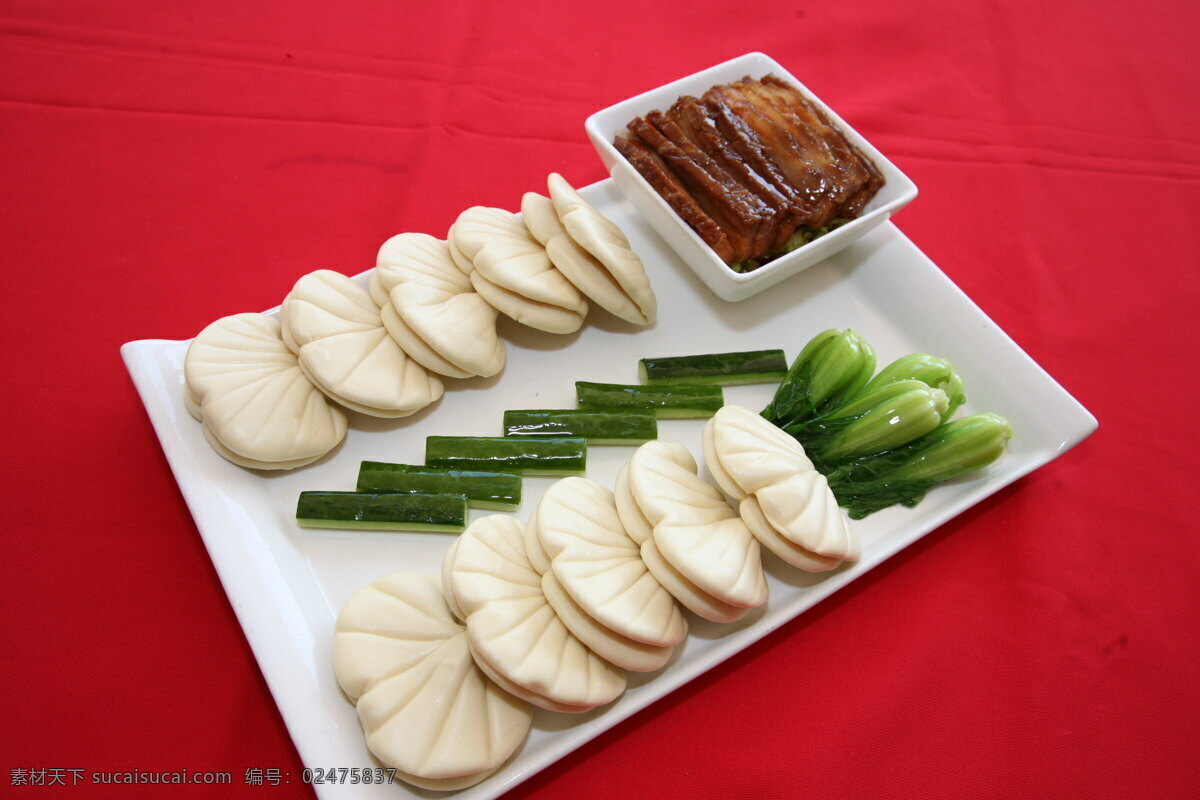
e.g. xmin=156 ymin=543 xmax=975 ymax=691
xmin=638 ymin=350 xmax=788 ymax=385
xmin=503 ymin=409 xmax=657 ymax=445
xmin=356 ymin=462 xmax=521 ymax=510
xmin=576 ymin=381 xmax=724 ymax=419
xmin=425 ymin=436 xmax=587 ymax=476
xmin=296 ymin=492 xmax=467 ymax=532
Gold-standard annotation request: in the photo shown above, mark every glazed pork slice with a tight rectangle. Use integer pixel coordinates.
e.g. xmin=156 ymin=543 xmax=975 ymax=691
xmin=705 ymin=78 xmax=864 ymax=228
xmin=758 ymin=76 xmax=869 ymax=185
xmin=614 ymin=133 xmax=735 ymax=263
xmin=701 ymin=84 xmax=815 ymax=226
xmin=759 ymin=75 xmax=883 ymax=220
xmin=627 ymin=117 xmax=741 ymax=261
xmin=703 ymin=82 xmax=836 ymax=226
xmin=730 ymin=77 xmax=865 ymax=227
xmin=629 ymin=112 xmax=765 ymax=264
xmin=667 ymin=96 xmax=800 ymax=253
xmin=835 ymin=142 xmax=885 ymax=218
xmin=642 ymin=110 xmax=774 ymax=264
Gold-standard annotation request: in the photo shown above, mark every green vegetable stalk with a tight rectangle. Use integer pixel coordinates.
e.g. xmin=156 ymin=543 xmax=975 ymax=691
xmin=827 ymin=413 xmax=1014 ymax=518
xmin=811 ymin=380 xmax=950 ymax=464
xmin=856 ymin=353 xmax=966 ymax=422
xmin=762 ymin=328 xmax=876 ymax=428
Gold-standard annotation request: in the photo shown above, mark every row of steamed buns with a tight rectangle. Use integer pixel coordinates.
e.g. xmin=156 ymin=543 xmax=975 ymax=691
xmin=182 ymin=174 xmax=657 ymax=470
xmin=332 ymin=406 xmax=861 ymax=790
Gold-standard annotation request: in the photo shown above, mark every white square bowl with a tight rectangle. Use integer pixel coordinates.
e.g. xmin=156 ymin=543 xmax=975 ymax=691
xmin=585 ymin=52 xmax=919 ymax=302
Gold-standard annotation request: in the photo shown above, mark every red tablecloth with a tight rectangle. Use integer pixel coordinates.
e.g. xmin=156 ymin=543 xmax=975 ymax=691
xmin=4 ymin=1 xmax=1198 ymax=797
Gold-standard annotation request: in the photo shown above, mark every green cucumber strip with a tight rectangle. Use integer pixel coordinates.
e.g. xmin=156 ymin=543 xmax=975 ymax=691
xmin=503 ymin=409 xmax=657 ymax=445
xmin=425 ymin=436 xmax=587 ymax=476
xmin=638 ymin=349 xmax=788 ymax=385
xmin=575 ymin=381 xmax=724 ymax=418
xmin=356 ymin=462 xmax=521 ymax=510
xmin=295 ymin=492 xmax=467 ymax=532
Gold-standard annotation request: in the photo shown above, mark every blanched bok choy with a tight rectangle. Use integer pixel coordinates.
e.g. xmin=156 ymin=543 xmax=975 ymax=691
xmin=763 ymin=328 xmax=1012 ymax=517
xmin=826 ymin=413 xmax=1015 ymax=519
xmin=761 ymin=328 xmax=875 ymax=428
xmin=789 ymin=379 xmax=950 ymax=467
xmin=855 ymin=353 xmax=966 ymax=423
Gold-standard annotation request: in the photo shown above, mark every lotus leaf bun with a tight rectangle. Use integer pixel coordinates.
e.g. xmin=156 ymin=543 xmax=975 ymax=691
xmin=534 ymin=477 xmax=686 ymax=650
xmin=373 ymin=232 xmax=472 ymax=303
xmin=332 ymin=572 xmax=532 ymax=790
xmin=739 ymin=494 xmax=843 ymax=572
xmin=613 ymin=463 xmax=654 ymax=545
xmin=638 ymin=536 xmax=748 ymax=624
xmin=628 ymin=441 xmax=768 ymax=612
xmin=379 ymin=302 xmax=473 ymax=380
xmin=469 ymin=269 xmax=586 ymax=334
xmin=546 ymin=173 xmax=656 ymax=325
xmin=707 ymin=405 xmax=860 ymax=564
xmin=281 ymin=269 xmax=442 ymax=417
xmin=184 ymin=312 xmax=346 ymax=469
xmin=392 ymin=283 xmax=506 ymax=378
xmin=447 ymin=515 xmax=625 ymax=712
xmin=540 ymin=569 xmax=674 ymax=673
xmin=452 ymin=205 xmax=587 ymax=333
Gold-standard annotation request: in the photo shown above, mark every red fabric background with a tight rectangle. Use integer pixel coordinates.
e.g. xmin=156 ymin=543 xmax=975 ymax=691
xmin=3 ymin=1 xmax=1198 ymax=797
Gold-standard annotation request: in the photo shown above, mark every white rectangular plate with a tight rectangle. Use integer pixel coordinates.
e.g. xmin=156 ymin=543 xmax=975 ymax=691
xmin=122 ymin=180 xmax=1096 ymax=800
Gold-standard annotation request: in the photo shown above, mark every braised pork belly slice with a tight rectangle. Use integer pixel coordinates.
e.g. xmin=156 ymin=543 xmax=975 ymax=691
xmin=741 ymin=78 xmax=865 ymax=225
xmin=667 ymin=96 xmax=800 ymax=253
xmin=759 ymin=76 xmax=884 ymax=221
xmin=702 ymin=83 xmax=838 ymax=227
xmin=614 ymin=134 xmax=735 ymax=263
xmin=837 ymin=143 xmax=886 ymax=218
xmin=628 ymin=115 xmax=754 ymax=264
xmin=639 ymin=110 xmax=772 ymax=264
xmin=726 ymin=78 xmax=864 ymax=228
xmin=701 ymin=84 xmax=816 ymax=227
